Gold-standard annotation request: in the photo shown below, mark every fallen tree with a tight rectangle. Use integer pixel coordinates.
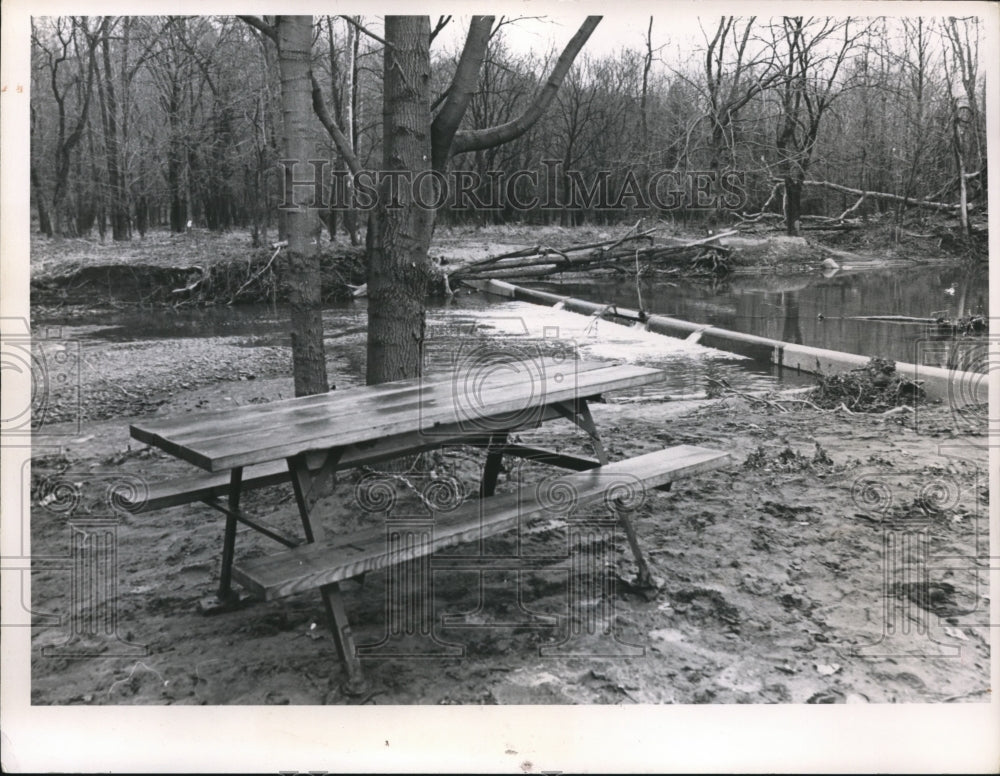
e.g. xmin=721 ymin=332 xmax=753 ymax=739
xmin=801 ymin=179 xmax=970 ymax=217
xmin=740 ymin=178 xmax=972 ymax=225
xmin=447 ymin=227 xmax=737 ymax=284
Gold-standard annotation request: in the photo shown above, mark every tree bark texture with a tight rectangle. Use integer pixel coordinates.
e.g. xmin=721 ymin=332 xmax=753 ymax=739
xmin=278 ymin=15 xmax=329 ymax=396
xmin=365 ymin=17 xmax=435 ymax=386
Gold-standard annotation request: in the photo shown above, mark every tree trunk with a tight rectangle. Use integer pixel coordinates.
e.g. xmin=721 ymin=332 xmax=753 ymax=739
xmin=31 ymin=166 xmax=53 ymax=237
xmin=952 ymin=119 xmax=970 ymax=237
xmin=346 ymin=20 xmax=362 ymax=246
xmin=97 ymin=20 xmax=130 ymax=241
xmin=164 ymin=74 xmax=187 ymax=233
xmin=784 ymin=175 xmax=802 ymax=235
xmin=168 ymin=143 xmax=187 ymax=233
xmin=278 ymin=15 xmax=329 ymax=396
xmin=366 ymin=16 xmax=434 ymax=386
xmin=135 ymin=195 xmax=148 ymax=237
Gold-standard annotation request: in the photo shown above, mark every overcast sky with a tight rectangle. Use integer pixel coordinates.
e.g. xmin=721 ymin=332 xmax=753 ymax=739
xmin=432 ymin=14 xmax=706 ymax=58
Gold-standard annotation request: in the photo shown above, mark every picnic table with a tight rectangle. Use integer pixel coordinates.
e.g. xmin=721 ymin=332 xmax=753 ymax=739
xmin=128 ymin=355 xmax=731 ymax=693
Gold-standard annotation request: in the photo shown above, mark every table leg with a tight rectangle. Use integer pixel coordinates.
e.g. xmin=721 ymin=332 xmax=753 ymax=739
xmin=288 ymin=448 xmax=389 ymax=690
xmin=217 ymin=467 xmax=243 ymax=600
xmin=288 ymin=448 xmax=343 ymax=543
xmin=540 ymin=515 xmax=644 ymax=657
xmin=479 ymin=432 xmax=508 ymax=498
xmin=552 ymin=398 xmax=609 ymax=465
xmin=200 ymin=468 xmax=249 ymax=614
xmin=320 ymin=582 xmax=370 ymax=696
xmin=613 ymin=499 xmax=658 ymax=592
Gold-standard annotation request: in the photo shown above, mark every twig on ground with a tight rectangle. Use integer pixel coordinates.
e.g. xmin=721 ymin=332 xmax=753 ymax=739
xmin=706 ymin=378 xmax=789 ymax=412
xmin=875 ymin=405 xmax=914 ymax=416
xmin=771 ymin=397 xmax=825 ymax=411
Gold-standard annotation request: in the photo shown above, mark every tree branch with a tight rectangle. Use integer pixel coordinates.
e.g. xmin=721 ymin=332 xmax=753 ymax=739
xmin=430 ymin=15 xmax=452 ymax=44
xmin=451 ymin=16 xmax=602 ymax=156
xmin=237 ymin=14 xmax=277 ymax=43
xmin=430 ymin=15 xmax=494 ymax=170
xmin=339 ymin=15 xmax=392 ymax=49
xmin=311 ymin=71 xmax=362 ymax=176
xmin=779 ymin=178 xmax=966 ymax=212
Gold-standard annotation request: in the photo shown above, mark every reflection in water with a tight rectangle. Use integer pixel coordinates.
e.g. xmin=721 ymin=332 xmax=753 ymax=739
xmin=781 ymin=291 xmax=803 ymax=346
xmin=539 ymin=262 xmax=988 ymax=367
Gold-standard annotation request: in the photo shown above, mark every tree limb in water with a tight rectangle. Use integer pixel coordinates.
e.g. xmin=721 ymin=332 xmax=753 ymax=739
xmin=847 ymin=315 xmax=943 ymax=323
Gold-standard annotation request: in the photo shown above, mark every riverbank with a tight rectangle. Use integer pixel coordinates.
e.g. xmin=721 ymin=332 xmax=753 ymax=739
xmin=28 ymin=220 xmax=983 ymax=308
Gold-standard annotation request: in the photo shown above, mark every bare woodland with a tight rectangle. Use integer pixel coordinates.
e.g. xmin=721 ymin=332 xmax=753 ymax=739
xmin=30 ymin=15 xmax=988 ymax=393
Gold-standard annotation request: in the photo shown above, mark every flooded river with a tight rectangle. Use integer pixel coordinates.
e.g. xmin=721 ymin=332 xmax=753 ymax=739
xmin=536 ymin=261 xmax=988 ymax=367
xmin=35 ymin=261 xmax=987 ymax=406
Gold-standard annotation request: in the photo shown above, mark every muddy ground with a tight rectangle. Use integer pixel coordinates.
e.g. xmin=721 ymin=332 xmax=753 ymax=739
xmin=27 ymin=336 xmax=991 ymax=706
xmin=20 ymin=224 xmax=991 ymax=709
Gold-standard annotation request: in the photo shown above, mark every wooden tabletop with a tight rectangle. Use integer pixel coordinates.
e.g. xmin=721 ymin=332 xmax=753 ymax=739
xmin=131 ymin=357 xmax=665 ymax=472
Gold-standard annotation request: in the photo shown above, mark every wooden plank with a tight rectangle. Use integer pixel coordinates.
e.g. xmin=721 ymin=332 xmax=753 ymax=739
xmin=131 ymin=355 xmax=604 ymax=443
xmin=232 ymin=445 xmax=731 ymax=600
xmin=129 ymin=358 xmax=620 ymax=463
xmin=125 ymin=409 xmax=564 ymax=512
xmin=139 ymin=356 xmax=615 ymax=450
xmin=430 ymin=555 xmax=569 ymax=570
xmin=134 ymin=459 xmax=288 ymax=512
xmin=150 ymin=365 xmax=665 ymax=472
xmin=132 ymin=364 xmax=665 ymax=471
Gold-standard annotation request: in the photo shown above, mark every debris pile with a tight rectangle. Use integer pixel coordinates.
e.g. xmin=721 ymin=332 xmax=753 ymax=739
xmin=812 ymin=357 xmax=925 ymax=413
xmin=448 ymin=226 xmax=735 ymax=283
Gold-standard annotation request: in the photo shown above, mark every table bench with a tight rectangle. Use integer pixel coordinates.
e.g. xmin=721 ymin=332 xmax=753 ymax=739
xmin=232 ymin=445 xmax=731 ymax=693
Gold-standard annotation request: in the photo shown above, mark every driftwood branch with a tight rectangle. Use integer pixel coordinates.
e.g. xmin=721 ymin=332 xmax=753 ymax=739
xmin=838 ymin=193 xmax=868 ymax=221
xmin=739 ymin=182 xmax=783 ymax=222
xmin=171 ymin=266 xmax=206 ymax=295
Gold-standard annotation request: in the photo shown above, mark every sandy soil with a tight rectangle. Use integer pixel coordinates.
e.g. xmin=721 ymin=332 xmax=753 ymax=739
xmin=28 ymin=355 xmax=990 ymax=705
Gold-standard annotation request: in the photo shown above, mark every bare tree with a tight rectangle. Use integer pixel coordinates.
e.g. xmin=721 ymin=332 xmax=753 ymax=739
xmin=941 ymin=16 xmax=984 ymax=236
xmin=772 ymin=17 xmax=863 ymax=234
xmin=311 ymin=15 xmax=600 ymax=384
xmin=239 ymin=14 xmax=329 ymax=396
xmin=703 ymin=16 xmax=781 ymax=175
xmin=31 ymin=17 xmax=96 ymax=237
